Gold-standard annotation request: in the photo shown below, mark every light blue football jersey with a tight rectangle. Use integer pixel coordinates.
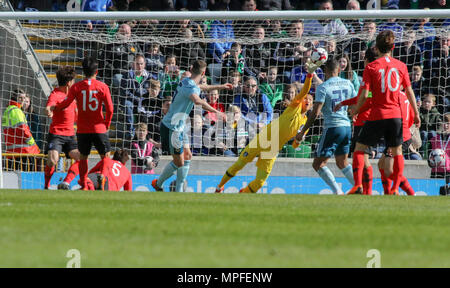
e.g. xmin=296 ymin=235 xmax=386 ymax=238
xmin=314 ymin=76 xmax=356 ymax=129
xmin=162 ymin=77 xmax=200 ymax=132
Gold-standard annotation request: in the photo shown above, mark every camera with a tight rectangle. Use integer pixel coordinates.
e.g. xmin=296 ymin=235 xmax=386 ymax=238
xmin=439 ymin=175 xmax=450 ymax=196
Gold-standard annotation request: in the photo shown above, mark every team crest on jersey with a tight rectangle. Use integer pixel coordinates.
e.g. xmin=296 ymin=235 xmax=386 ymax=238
xmin=243 ymin=152 xmax=248 ymax=157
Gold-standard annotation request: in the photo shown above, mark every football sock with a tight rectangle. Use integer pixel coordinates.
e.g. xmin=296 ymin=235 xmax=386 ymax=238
xmin=63 ymin=161 xmax=79 ymax=184
xmin=391 ymin=155 xmax=404 ymax=192
xmin=218 ymin=158 xmax=246 ymax=188
xmin=389 ymin=174 xmax=415 ymax=196
xmin=317 ymin=166 xmax=343 ymax=195
xmin=247 ymin=168 xmax=270 ymax=193
xmin=362 ymin=166 xmax=373 ymax=195
xmin=79 ymin=159 xmax=88 ymax=187
xmin=44 ymin=165 xmax=55 ymax=189
xmin=218 ymin=170 xmax=235 ymax=189
xmin=176 ymin=160 xmax=190 ymax=192
xmin=352 ymin=151 xmax=365 ymax=187
xmin=157 ymin=161 xmax=178 ymax=188
xmin=379 ymin=168 xmax=392 ymax=195
xmin=341 ymin=164 xmax=355 ymax=185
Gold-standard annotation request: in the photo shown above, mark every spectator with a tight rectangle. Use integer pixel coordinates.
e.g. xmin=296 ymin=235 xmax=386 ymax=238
xmin=423 ymin=33 xmax=450 ymax=100
xmin=272 ymin=20 xmax=307 ymax=81
xmin=273 ymin=83 xmax=297 ymax=116
xmin=136 ymin=79 xmax=162 ymax=124
xmin=207 ymin=3 xmax=235 ymax=63
xmin=233 ymin=76 xmax=273 ymax=128
xmin=428 ymin=113 xmax=450 ymax=178
xmin=412 ymin=9 xmax=436 ymax=53
xmin=221 ymin=42 xmax=245 ymax=84
xmin=144 ymin=43 xmax=165 ymax=79
xmin=204 ymin=89 xmax=226 ymax=125
xmin=81 ymin=0 xmax=114 ymax=31
xmin=222 ymin=70 xmax=242 ymax=105
xmin=18 ymin=92 xmax=44 ymax=150
xmin=130 ymin=123 xmax=161 ymax=174
xmin=377 ymin=7 xmax=404 ymax=43
xmin=258 ymin=66 xmax=284 ymax=108
xmin=420 ymin=93 xmax=441 ymax=152
xmin=191 ymin=113 xmax=208 ymax=155
xmin=120 ymin=54 xmax=151 ymax=140
xmin=325 ymin=40 xmax=338 ymax=60
xmin=268 ymin=19 xmax=288 ymax=39
xmin=128 ymin=7 xmax=160 ymax=37
xmin=99 ymin=23 xmax=142 ymax=86
xmin=158 ymin=54 xmax=185 ymax=98
xmin=128 ymin=0 xmax=174 ymax=11
xmin=225 ymin=105 xmax=249 ymax=155
xmin=419 ymin=0 xmax=449 ymax=9
xmin=411 ymin=65 xmax=425 ymax=103
xmin=148 ymin=96 xmax=172 ymax=143
xmin=303 ymin=0 xmax=348 ymax=37
xmin=233 ymin=0 xmax=265 ymax=38
xmin=242 ymin=26 xmax=273 ymax=80
xmin=256 ymin=0 xmax=291 ymax=10
xmin=2 ymin=88 xmax=40 ymax=171
xmin=344 ymin=20 xmax=377 ymax=72
xmin=393 ymin=29 xmax=422 ymax=72
xmin=344 ymin=0 xmax=364 ymax=34
xmin=338 ymin=54 xmax=360 ymax=92
xmin=165 ymin=28 xmax=206 ymax=71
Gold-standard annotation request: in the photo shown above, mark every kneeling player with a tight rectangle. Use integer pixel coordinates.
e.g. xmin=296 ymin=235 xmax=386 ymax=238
xmin=215 ymin=60 xmax=320 ymax=193
xmin=82 ymin=149 xmax=132 ymax=191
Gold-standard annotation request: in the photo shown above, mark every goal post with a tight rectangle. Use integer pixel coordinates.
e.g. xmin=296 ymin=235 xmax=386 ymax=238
xmin=0 ymin=9 xmax=448 ymax=193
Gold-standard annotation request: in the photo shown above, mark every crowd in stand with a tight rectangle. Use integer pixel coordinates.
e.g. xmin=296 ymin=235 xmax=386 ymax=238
xmin=4 ymin=0 xmax=450 ymax=172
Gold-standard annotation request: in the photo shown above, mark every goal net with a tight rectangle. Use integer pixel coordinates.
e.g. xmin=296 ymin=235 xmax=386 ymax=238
xmin=0 ymin=7 xmax=448 ymax=194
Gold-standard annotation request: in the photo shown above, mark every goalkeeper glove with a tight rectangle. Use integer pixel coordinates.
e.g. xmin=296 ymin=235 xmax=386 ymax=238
xmin=305 ymin=58 xmax=321 ymax=74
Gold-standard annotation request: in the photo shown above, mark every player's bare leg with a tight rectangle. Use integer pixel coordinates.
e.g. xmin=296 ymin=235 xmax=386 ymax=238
xmin=57 ymin=149 xmax=81 ymax=190
xmin=378 ymin=155 xmax=392 ymax=195
xmin=44 ymin=150 xmax=59 ymax=189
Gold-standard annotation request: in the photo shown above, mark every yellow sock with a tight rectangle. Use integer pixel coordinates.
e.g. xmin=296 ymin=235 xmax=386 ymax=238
xmin=218 ymin=171 xmax=233 ymax=188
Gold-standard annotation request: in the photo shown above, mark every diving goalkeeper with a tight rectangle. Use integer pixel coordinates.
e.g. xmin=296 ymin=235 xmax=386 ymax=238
xmin=215 ymin=60 xmax=320 ymax=193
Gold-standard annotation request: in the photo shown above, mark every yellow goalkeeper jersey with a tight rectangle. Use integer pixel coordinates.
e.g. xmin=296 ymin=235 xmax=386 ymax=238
xmin=249 ymin=75 xmax=312 ymax=158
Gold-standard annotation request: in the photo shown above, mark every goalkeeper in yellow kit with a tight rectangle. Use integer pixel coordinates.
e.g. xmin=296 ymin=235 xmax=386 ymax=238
xmin=215 ymin=60 xmax=320 ymax=193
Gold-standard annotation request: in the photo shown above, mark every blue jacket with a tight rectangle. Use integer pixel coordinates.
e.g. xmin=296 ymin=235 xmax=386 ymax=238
xmin=82 ymin=0 xmax=113 ymax=24
xmin=413 ymin=22 xmax=436 ymax=52
xmin=207 ymin=20 xmax=235 ymax=63
xmin=233 ymin=92 xmax=273 ymax=125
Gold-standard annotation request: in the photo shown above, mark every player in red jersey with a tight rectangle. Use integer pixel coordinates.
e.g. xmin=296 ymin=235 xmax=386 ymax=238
xmin=82 ymin=149 xmax=132 ymax=191
xmin=334 ymin=47 xmax=377 ymax=195
xmin=347 ymin=30 xmax=420 ymax=195
xmin=378 ymin=90 xmax=416 ymax=196
xmin=44 ymin=66 xmax=81 ymax=190
xmin=50 ymin=57 xmax=114 ymax=190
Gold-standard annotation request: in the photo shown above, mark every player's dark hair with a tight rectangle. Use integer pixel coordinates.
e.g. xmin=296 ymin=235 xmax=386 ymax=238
xmin=113 ymin=149 xmax=129 ymax=162
xmin=364 ymin=46 xmax=377 ymax=63
xmin=324 ymin=57 xmax=339 ymax=74
xmin=82 ymin=56 xmax=98 ymax=78
xmin=56 ymin=66 xmax=76 ymax=87
xmin=376 ymin=30 xmax=395 ymax=54
xmin=191 ymin=59 xmax=207 ymax=75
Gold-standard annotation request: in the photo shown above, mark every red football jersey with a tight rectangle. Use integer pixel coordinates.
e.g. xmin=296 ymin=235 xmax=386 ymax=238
xmin=47 ymin=87 xmax=77 ymax=136
xmin=400 ymin=91 xmax=414 ymax=142
xmin=56 ymin=78 xmax=113 ymax=134
xmin=340 ymin=87 xmax=372 ymax=127
xmin=89 ymin=157 xmax=132 ymax=191
xmin=361 ymin=56 xmax=411 ymax=121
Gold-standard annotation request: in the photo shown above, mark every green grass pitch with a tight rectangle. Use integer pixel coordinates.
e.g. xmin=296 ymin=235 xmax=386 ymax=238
xmin=0 ymin=189 xmax=449 ymax=268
